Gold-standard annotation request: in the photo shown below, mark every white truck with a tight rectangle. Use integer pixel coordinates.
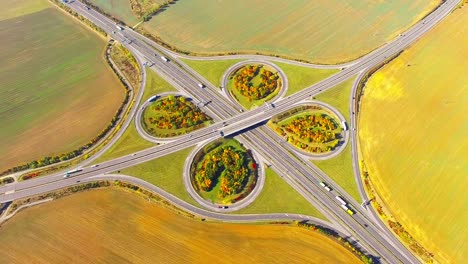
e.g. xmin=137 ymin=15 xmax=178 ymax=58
xmin=341 ymin=121 xmax=348 ymax=131
xmin=160 ymin=56 xmax=169 ymax=62
xmin=197 ymin=83 xmax=205 ymax=88
xmin=115 ymin=25 xmax=124 ymax=31
xmin=335 ymin=196 xmax=347 ymax=205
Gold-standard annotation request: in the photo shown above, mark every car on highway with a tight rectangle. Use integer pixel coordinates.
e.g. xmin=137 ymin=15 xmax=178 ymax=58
xmin=91 ymin=164 xmax=99 ymax=168
xmin=197 ymin=83 xmax=204 ymax=88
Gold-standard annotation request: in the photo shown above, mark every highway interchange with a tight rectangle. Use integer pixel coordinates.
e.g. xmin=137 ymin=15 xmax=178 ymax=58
xmin=0 ymin=0 xmax=461 ymax=263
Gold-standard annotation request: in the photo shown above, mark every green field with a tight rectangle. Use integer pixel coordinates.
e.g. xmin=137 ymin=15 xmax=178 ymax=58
xmin=314 ymin=77 xmax=354 ymax=122
xmin=0 ymin=0 xmax=125 ymax=172
xmin=89 ymin=0 xmax=139 ymax=25
xmin=236 ymin=167 xmax=325 ymax=219
xmin=119 ymin=147 xmax=198 ymax=206
xmin=0 ymin=189 xmax=360 ymax=263
xmin=181 ymin=58 xmax=244 ymax=87
xmin=91 ymin=120 xmax=155 ymax=164
xmin=143 ymin=0 xmax=440 ymax=63
xmin=359 ymin=7 xmax=468 ymax=263
xmin=141 ymin=68 xmax=178 ymax=103
xmin=313 ymin=144 xmax=360 ymax=202
xmin=275 ymin=62 xmax=339 ymax=96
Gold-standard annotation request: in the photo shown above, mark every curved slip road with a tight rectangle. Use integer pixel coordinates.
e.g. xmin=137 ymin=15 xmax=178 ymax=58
xmin=1 ymin=0 xmax=460 ymax=263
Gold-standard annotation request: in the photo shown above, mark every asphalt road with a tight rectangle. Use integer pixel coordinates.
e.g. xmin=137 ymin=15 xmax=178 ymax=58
xmin=0 ymin=0 xmax=460 ymax=263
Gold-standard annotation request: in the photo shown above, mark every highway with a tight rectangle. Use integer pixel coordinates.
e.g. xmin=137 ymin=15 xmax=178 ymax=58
xmin=0 ymin=0 xmax=460 ymax=263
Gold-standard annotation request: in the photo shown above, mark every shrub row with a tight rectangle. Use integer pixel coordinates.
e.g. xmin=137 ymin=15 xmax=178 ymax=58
xmin=293 ymin=221 xmax=375 ymax=264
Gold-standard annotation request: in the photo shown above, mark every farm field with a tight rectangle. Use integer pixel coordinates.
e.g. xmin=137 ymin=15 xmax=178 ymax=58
xmin=88 ymin=0 xmax=139 ymax=25
xmin=0 ymin=189 xmax=360 ymax=263
xmin=236 ymin=167 xmax=325 ymax=219
xmin=0 ymin=0 xmax=125 ymax=173
xmin=358 ymin=6 xmax=468 ymax=263
xmin=143 ymin=0 xmax=440 ymax=63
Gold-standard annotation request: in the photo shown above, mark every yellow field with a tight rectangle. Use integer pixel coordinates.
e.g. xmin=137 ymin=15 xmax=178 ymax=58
xmin=0 ymin=189 xmax=360 ymax=263
xmin=143 ymin=0 xmax=440 ymax=63
xmin=359 ymin=6 xmax=468 ymax=263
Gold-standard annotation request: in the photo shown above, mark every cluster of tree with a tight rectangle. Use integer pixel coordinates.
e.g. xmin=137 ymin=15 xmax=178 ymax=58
xmin=275 ymin=114 xmax=340 ymax=153
xmin=194 ymin=146 xmax=250 ymax=198
xmin=1 ymin=42 xmax=133 ymax=177
xmin=232 ymin=65 xmax=279 ymax=100
xmin=388 ymin=220 xmax=434 ymax=262
xmin=110 ymin=44 xmax=140 ymax=88
xmin=0 ymin=177 xmax=14 ymax=185
xmin=145 ymin=95 xmax=210 ymax=130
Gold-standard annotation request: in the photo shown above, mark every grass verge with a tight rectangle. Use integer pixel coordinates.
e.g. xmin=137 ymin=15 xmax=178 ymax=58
xmin=180 ymin=58 xmax=244 ymax=87
xmin=235 ymin=167 xmax=326 ymax=219
xmin=119 ymin=147 xmax=198 ymax=206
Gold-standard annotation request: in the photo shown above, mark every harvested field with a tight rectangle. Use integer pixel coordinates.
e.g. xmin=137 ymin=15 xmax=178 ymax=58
xmin=0 ymin=189 xmax=360 ymax=263
xmin=359 ymin=6 xmax=468 ymax=263
xmin=0 ymin=1 xmax=125 ymax=172
xmin=143 ymin=0 xmax=440 ymax=63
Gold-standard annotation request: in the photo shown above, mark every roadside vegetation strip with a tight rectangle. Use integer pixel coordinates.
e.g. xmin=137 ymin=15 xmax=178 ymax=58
xmin=0 ymin=188 xmax=362 ymax=264
xmin=235 ymin=167 xmax=326 ymax=219
xmin=270 ymin=105 xmax=344 ymax=154
xmin=0 ymin=177 xmax=14 ymax=187
xmin=141 ymin=0 xmax=440 ymax=64
xmin=190 ymin=139 xmax=258 ymax=205
xmin=109 ymin=42 xmax=141 ymax=88
xmin=10 ymin=41 xmax=138 ymax=181
xmin=226 ymin=63 xmax=282 ymax=109
xmin=142 ymin=94 xmax=213 ymax=138
xmin=358 ymin=6 xmax=467 ymax=263
xmin=0 ymin=1 xmax=124 ymax=175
